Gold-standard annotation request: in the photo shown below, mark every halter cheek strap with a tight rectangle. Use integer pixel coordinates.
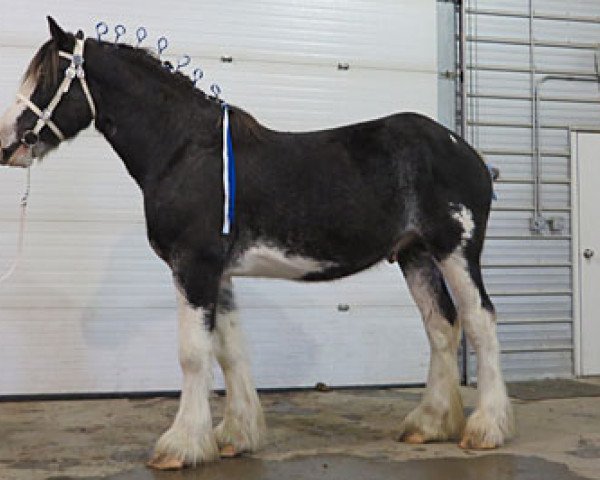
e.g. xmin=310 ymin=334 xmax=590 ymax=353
xmin=17 ymin=37 xmax=96 ymax=144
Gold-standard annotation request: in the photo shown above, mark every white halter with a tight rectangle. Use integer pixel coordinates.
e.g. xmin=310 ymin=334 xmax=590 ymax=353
xmin=17 ymin=37 xmax=96 ymax=144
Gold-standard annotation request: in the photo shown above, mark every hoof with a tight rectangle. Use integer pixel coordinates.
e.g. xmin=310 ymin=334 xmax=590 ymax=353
xmin=219 ymin=444 xmax=240 ymax=458
xmin=459 ymin=436 xmax=499 ymax=450
xmin=458 ymin=404 xmax=513 ymax=450
xmin=214 ymin=411 xmax=266 ymax=457
xmin=402 ymin=432 xmax=427 ymax=444
xmin=397 ymin=386 xmax=465 ymax=445
xmin=147 ymin=453 xmax=185 ymax=470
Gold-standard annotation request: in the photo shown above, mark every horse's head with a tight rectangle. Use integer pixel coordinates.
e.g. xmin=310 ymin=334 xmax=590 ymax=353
xmin=0 ymin=17 xmax=95 ymax=168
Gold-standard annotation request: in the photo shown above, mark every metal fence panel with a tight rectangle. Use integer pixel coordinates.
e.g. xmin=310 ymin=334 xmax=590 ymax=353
xmin=465 ymin=0 xmax=600 ymax=380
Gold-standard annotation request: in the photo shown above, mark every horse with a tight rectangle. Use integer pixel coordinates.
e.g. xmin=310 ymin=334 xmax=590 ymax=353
xmin=0 ymin=17 xmax=513 ymax=470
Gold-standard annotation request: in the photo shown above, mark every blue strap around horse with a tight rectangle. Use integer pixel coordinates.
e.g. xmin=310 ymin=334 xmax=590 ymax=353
xmin=221 ymin=104 xmax=236 ymax=234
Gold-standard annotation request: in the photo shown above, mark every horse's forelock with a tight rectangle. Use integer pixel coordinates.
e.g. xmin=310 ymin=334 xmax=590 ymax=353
xmin=23 ymin=39 xmax=59 ymax=91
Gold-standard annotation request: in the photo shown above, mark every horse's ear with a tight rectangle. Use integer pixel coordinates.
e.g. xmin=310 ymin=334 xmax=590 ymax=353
xmin=47 ymin=16 xmax=68 ymax=47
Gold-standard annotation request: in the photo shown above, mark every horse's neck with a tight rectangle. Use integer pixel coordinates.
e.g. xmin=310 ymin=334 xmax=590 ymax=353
xmin=86 ymin=44 xmax=219 ymax=187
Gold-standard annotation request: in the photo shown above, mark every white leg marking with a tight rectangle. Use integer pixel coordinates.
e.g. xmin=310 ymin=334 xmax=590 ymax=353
xmin=400 ymin=268 xmax=464 ymax=442
xmin=150 ymin=284 xmax=218 ymax=468
xmin=213 ymin=285 xmax=265 ymax=455
xmin=438 ymin=251 xmax=514 ymax=449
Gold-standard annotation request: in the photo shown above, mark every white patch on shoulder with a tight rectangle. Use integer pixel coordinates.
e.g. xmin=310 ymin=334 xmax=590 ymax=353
xmin=449 ymin=133 xmax=458 ymax=144
xmin=0 ymin=75 xmax=37 ymax=148
xmin=227 ymin=244 xmax=337 ymax=279
xmin=450 ymin=203 xmax=475 ymax=245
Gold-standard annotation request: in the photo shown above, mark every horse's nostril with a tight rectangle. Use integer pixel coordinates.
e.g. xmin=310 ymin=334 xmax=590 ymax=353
xmin=22 ymin=130 xmax=39 ymax=147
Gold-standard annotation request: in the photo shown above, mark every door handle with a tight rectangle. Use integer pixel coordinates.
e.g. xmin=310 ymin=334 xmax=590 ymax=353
xmin=583 ymin=249 xmax=595 ymax=259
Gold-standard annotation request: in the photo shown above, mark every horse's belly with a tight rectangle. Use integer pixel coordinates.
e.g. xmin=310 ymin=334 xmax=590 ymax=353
xmin=227 ymin=244 xmax=338 ymax=280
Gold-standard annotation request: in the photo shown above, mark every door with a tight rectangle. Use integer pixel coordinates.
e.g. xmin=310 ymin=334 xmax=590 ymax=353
xmin=574 ymin=131 xmax=600 ymax=376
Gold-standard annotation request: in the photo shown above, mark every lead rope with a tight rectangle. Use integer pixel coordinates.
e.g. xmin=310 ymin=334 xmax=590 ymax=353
xmin=0 ymin=167 xmax=31 ymax=284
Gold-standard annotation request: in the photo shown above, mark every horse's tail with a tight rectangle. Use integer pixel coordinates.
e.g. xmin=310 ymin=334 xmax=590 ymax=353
xmin=488 ymin=165 xmax=500 ymax=181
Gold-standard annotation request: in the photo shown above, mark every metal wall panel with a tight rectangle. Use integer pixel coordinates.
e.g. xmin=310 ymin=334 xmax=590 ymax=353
xmin=466 ymin=0 xmax=600 ymax=380
xmin=0 ymin=1 xmax=438 ymax=395
xmin=0 ymin=1 xmax=437 ymax=71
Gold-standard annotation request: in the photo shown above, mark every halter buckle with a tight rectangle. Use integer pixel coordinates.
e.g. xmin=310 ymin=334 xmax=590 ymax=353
xmin=72 ymin=54 xmax=84 ymax=66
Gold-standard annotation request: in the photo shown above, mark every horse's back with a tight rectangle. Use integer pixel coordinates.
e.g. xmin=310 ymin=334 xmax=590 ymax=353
xmin=225 ymin=112 xmax=493 ymax=279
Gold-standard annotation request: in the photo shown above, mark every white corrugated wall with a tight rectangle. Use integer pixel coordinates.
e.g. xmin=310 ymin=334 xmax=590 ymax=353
xmin=3 ymin=0 xmax=589 ymax=395
xmin=465 ymin=0 xmax=600 ymax=380
xmin=0 ymin=1 xmax=440 ymax=395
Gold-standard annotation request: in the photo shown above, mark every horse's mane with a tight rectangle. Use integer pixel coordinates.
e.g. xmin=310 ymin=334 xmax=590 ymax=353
xmin=113 ymin=42 xmax=203 ymax=96
xmin=110 ymin=42 xmax=265 ymax=139
xmin=25 ymin=35 xmax=265 ymax=139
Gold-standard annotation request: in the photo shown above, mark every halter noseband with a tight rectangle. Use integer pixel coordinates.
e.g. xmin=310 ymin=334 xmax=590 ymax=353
xmin=17 ymin=37 xmax=96 ymax=147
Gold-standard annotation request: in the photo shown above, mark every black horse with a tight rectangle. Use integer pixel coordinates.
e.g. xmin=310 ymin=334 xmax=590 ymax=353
xmin=0 ymin=18 xmax=513 ymax=469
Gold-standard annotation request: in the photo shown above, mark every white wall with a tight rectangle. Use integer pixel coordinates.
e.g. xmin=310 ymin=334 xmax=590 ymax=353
xmin=0 ymin=1 xmax=438 ymax=395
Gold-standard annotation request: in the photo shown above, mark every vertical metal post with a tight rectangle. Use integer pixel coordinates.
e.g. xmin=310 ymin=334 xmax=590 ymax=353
xmin=457 ymin=0 xmax=469 ymax=385
xmin=459 ymin=0 xmax=467 ymax=140
xmin=529 ymin=0 xmax=545 ymax=233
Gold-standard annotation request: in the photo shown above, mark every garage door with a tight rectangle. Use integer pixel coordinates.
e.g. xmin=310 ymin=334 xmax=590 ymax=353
xmin=0 ymin=0 xmax=438 ymax=395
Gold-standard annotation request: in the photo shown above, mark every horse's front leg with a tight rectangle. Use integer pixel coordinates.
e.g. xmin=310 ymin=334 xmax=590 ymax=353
xmin=213 ymin=279 xmax=266 ymax=457
xmin=148 ymin=277 xmax=220 ymax=470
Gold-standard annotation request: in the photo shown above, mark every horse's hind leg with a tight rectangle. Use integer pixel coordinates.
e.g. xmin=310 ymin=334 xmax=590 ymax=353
xmin=437 ymin=246 xmax=514 ymax=449
xmin=213 ymin=279 xmax=266 ymax=457
xmin=397 ymin=245 xmax=465 ymax=443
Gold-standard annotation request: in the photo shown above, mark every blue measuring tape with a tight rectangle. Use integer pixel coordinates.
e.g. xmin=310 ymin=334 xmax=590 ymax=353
xmin=221 ymin=104 xmax=236 ymax=234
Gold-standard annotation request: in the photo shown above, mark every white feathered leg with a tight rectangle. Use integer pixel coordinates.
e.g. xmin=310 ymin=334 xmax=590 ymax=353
xmin=213 ymin=280 xmax=265 ymax=457
xmin=439 ymin=250 xmax=514 ymax=449
xmin=398 ymin=253 xmax=465 ymax=443
xmin=148 ymin=284 xmax=219 ymax=469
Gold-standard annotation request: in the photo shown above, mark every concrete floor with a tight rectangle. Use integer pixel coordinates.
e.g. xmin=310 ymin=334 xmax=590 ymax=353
xmin=0 ymin=379 xmax=599 ymax=480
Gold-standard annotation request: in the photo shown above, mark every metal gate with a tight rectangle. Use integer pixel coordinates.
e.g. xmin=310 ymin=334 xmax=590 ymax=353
xmin=459 ymin=0 xmax=600 ymax=380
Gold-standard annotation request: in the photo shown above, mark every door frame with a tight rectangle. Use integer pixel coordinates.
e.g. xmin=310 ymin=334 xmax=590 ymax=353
xmin=570 ymin=126 xmax=600 ymax=376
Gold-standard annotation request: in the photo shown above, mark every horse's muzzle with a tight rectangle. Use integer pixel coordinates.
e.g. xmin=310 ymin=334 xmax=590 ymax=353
xmin=0 ymin=144 xmax=32 ymax=168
